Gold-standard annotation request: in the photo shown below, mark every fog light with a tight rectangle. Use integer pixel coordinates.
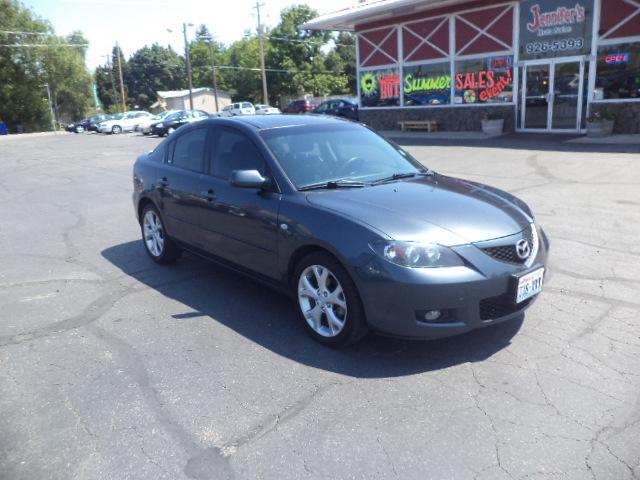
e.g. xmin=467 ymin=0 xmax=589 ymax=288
xmin=424 ymin=310 xmax=442 ymax=321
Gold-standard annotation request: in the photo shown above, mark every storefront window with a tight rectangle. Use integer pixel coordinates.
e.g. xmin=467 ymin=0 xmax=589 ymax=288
xmin=454 ymin=56 xmax=514 ymax=104
xmin=595 ymin=43 xmax=640 ymax=100
xmin=403 ymin=63 xmax=451 ymax=106
xmin=359 ymin=68 xmax=401 ymax=107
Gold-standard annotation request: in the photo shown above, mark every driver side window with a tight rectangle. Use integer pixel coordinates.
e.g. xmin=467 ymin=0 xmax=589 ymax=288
xmin=209 ymin=128 xmax=266 ymax=180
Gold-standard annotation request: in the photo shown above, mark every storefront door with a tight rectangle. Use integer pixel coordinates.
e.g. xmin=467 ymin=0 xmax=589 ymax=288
xmin=521 ymin=58 xmax=585 ymax=132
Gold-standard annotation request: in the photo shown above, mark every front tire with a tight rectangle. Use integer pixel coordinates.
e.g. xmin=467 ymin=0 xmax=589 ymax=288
xmin=293 ymin=252 xmax=368 ymax=347
xmin=140 ymin=204 xmax=181 ymax=264
xmin=111 ymin=125 xmax=122 ymax=134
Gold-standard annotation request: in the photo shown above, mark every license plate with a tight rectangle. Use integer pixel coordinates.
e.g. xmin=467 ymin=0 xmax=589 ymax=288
xmin=515 ymin=268 xmax=544 ymax=304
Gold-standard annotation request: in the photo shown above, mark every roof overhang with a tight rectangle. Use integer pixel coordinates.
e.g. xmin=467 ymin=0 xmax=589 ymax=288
xmin=303 ymin=0 xmax=469 ymax=31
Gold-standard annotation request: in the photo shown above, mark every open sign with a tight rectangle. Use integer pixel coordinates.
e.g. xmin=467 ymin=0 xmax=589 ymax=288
xmin=605 ymin=53 xmax=630 ymax=64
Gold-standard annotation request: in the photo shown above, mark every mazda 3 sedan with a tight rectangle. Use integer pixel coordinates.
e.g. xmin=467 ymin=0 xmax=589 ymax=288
xmin=132 ymin=115 xmax=549 ymax=347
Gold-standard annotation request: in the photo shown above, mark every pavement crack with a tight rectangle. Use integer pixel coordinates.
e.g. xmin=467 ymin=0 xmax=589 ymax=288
xmin=227 ymin=381 xmax=342 ymax=452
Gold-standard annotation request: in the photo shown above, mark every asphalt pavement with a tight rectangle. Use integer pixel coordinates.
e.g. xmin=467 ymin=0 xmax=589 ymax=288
xmin=1 ymin=131 xmax=639 ymax=479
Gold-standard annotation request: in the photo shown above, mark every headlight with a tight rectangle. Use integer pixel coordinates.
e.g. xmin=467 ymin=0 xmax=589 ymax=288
xmin=370 ymin=240 xmax=464 ymax=268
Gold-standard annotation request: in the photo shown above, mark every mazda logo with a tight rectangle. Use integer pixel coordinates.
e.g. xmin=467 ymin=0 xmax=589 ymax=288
xmin=516 ymin=239 xmax=531 ymax=260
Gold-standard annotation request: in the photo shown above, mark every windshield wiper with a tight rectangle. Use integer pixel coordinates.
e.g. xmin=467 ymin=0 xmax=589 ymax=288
xmin=298 ymin=180 xmax=368 ymax=191
xmin=372 ymin=170 xmax=434 ymax=185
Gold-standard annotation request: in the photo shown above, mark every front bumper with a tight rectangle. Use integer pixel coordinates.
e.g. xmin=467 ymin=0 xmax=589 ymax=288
xmin=353 ymin=229 xmax=549 ymax=339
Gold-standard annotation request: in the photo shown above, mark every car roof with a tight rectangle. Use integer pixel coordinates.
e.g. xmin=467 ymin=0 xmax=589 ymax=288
xmin=209 ymin=114 xmax=351 ymax=131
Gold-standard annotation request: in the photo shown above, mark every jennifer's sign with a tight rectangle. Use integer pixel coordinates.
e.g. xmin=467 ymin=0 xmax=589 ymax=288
xmin=519 ymin=0 xmax=593 ymax=60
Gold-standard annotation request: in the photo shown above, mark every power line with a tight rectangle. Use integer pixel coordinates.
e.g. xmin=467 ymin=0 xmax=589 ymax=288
xmin=267 ymin=36 xmax=351 ymax=48
xmin=192 ymin=64 xmax=344 ymax=75
xmin=0 ymin=43 xmax=89 ymax=47
xmin=0 ymin=29 xmax=54 ymax=36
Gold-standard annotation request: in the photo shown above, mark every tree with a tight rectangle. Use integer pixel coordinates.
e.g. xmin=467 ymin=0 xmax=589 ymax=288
xmin=41 ymin=31 xmax=93 ymax=123
xmin=221 ymin=35 xmax=263 ymax=102
xmin=189 ymin=25 xmax=226 ymax=92
xmin=325 ymin=32 xmax=357 ymax=95
xmin=125 ymin=44 xmax=185 ymax=109
xmin=0 ymin=0 xmax=93 ymax=131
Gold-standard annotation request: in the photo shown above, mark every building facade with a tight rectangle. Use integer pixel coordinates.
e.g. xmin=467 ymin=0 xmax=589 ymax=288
xmin=154 ymin=88 xmax=232 ymax=114
xmin=305 ymin=0 xmax=640 ymax=133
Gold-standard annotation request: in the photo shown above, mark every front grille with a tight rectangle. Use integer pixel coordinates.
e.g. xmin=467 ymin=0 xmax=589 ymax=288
xmin=480 ymin=227 xmax=534 ymax=265
xmin=479 ymin=293 xmax=530 ymax=321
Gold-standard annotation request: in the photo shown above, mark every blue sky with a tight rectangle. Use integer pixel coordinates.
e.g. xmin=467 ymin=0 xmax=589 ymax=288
xmin=25 ymin=0 xmax=350 ymax=69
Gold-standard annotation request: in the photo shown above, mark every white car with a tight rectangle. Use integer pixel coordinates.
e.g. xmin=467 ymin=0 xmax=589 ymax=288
xmin=255 ymin=104 xmax=281 ymax=115
xmin=220 ymin=102 xmax=255 ymax=116
xmin=136 ymin=110 xmax=179 ymax=135
xmin=98 ymin=111 xmax=154 ymax=134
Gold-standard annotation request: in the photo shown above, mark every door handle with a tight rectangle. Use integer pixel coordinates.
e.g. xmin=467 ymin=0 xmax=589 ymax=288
xmin=158 ymin=176 xmax=169 ymax=187
xmin=201 ymin=189 xmax=216 ymax=202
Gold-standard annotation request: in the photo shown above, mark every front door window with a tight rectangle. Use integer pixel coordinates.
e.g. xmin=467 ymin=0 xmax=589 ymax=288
xmin=552 ymin=62 xmax=580 ymax=130
xmin=522 ymin=60 xmax=583 ymax=132
xmin=524 ymin=64 xmax=550 ymax=129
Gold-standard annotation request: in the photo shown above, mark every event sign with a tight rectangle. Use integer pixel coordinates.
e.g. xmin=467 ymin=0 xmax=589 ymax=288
xmin=519 ymin=0 xmax=594 ymax=60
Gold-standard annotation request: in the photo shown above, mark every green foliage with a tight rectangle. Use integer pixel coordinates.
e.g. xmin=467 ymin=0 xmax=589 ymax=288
xmin=0 ymin=0 xmax=92 ymax=132
xmin=189 ymin=27 xmax=225 ymax=93
xmin=220 ymin=36 xmax=263 ymax=102
xmin=126 ymin=44 xmax=185 ymax=109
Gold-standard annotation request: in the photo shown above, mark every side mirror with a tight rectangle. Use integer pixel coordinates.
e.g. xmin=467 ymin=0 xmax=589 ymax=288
xmin=230 ymin=170 xmax=269 ymax=189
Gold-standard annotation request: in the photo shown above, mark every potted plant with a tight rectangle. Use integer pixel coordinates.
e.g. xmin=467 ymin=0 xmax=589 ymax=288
xmin=481 ymin=112 xmax=504 ymax=135
xmin=586 ymin=110 xmax=615 ymax=137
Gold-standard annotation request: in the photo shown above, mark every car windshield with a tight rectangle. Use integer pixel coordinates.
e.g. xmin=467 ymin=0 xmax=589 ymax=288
xmin=111 ymin=113 xmax=125 ymax=120
xmin=261 ymin=124 xmax=426 ymax=189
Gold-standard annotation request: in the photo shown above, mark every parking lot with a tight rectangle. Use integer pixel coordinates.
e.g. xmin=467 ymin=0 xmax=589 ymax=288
xmin=1 ymin=131 xmax=639 ymax=479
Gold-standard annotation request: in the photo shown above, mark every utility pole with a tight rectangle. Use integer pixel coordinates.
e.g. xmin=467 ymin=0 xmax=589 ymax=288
xmin=44 ymin=83 xmax=56 ymax=133
xmin=199 ymin=34 xmax=219 ymax=113
xmin=102 ymin=54 xmax=119 ymax=110
xmin=254 ymin=2 xmax=269 ymax=105
xmin=183 ymin=23 xmax=194 ymax=110
xmin=115 ymin=42 xmax=126 ymax=112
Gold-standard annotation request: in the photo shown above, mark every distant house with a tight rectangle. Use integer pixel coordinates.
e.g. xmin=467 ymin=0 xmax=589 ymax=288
xmin=151 ymin=87 xmax=231 ymax=114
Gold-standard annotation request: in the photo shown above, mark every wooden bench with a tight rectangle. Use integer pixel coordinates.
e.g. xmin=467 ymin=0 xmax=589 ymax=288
xmin=398 ymin=120 xmax=439 ymax=132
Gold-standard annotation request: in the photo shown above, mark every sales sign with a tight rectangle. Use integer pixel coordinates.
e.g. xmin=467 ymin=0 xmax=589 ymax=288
xmin=519 ymin=0 xmax=594 ymax=60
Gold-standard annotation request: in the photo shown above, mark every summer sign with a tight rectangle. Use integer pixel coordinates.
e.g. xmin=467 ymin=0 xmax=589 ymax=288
xmin=519 ymin=0 xmax=594 ymax=59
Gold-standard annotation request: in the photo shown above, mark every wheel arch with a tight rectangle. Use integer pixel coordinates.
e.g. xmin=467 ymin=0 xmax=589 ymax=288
xmin=137 ymin=197 xmax=156 ymax=224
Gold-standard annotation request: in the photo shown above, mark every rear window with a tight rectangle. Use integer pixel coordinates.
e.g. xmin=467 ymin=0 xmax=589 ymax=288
xmin=242 ymin=102 xmax=252 ymax=108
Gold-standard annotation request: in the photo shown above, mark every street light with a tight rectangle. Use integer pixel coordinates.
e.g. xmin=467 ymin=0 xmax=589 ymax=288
xmin=198 ymin=34 xmax=220 ymax=113
xmin=167 ymin=23 xmax=194 ymax=110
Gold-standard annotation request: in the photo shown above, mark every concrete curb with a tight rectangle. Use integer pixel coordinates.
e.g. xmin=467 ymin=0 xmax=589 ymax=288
xmin=0 ymin=131 xmax=71 ymax=141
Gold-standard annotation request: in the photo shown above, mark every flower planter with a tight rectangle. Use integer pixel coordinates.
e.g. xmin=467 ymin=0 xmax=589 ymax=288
xmin=586 ymin=120 xmax=614 ymax=137
xmin=481 ymin=118 xmax=504 ymax=135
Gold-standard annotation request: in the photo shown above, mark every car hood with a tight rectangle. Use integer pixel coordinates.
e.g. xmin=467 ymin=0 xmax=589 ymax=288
xmin=305 ymin=175 xmax=533 ymax=245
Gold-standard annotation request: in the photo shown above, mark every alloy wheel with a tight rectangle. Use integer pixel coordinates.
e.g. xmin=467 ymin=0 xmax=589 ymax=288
xmin=143 ymin=210 xmax=165 ymax=257
xmin=297 ymin=265 xmax=348 ymax=337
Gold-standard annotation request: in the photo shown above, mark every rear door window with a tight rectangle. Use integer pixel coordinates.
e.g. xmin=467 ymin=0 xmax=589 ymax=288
xmin=168 ymin=127 xmax=208 ymax=173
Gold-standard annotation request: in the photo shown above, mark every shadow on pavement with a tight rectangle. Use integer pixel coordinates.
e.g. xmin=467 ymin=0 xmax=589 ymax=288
xmin=102 ymin=240 xmax=523 ymax=378
xmin=386 ymin=132 xmax=640 ymax=154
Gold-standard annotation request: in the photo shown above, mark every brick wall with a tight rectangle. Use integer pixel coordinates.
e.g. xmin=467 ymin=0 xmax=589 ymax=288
xmin=359 ymin=106 xmax=516 ymax=132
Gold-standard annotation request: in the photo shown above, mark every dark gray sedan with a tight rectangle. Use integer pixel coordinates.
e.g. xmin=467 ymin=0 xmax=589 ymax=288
xmin=132 ymin=115 xmax=548 ymax=347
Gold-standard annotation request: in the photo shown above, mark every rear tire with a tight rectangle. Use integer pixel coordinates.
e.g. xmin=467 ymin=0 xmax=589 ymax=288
xmin=140 ymin=204 xmax=181 ymax=264
xmin=293 ymin=252 xmax=368 ymax=347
